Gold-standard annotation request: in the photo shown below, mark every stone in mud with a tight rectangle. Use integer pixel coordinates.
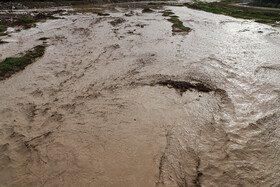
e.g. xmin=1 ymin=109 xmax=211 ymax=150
xmin=97 ymin=13 xmax=110 ymax=16
xmin=35 ymin=13 xmax=48 ymax=20
xmin=0 ymin=40 xmax=8 ymax=44
xmin=135 ymin=23 xmax=145 ymax=28
xmin=124 ymin=11 xmax=134 ymax=17
xmin=109 ymin=18 xmax=125 ymax=26
xmin=38 ymin=37 xmax=50 ymax=41
xmin=142 ymin=8 xmax=154 ymax=13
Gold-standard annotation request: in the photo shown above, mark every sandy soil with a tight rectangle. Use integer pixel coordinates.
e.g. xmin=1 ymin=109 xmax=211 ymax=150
xmin=0 ymin=4 xmax=280 ymax=187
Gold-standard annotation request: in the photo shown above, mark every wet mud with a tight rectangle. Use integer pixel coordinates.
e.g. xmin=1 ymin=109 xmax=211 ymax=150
xmin=0 ymin=3 xmax=280 ymax=187
xmin=157 ymin=80 xmax=213 ymax=93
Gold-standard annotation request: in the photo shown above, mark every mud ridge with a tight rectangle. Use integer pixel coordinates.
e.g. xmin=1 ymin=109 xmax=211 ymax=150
xmin=157 ymin=80 xmax=213 ymax=94
xmin=193 ymin=157 xmax=202 ymax=187
xmin=24 ymin=131 xmax=52 ymax=149
xmin=156 ymin=131 xmax=172 ymax=187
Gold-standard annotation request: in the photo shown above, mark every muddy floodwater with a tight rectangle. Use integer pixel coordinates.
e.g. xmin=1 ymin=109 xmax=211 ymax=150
xmin=0 ymin=3 xmax=280 ymax=187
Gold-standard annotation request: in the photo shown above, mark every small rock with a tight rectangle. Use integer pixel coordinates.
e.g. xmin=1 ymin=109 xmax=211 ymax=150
xmin=97 ymin=13 xmax=110 ymax=16
xmin=109 ymin=18 xmax=125 ymax=27
xmin=142 ymin=8 xmax=154 ymax=13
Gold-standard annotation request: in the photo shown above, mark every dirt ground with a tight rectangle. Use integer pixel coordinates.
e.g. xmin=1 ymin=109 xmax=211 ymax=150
xmin=0 ymin=3 xmax=280 ymax=187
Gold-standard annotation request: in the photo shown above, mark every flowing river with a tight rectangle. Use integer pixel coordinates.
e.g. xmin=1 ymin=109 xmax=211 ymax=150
xmin=0 ymin=4 xmax=279 ymax=187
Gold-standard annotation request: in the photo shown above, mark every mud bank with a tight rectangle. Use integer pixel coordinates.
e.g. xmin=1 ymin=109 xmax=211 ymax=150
xmin=0 ymin=1 xmax=87 ymax=10
xmin=0 ymin=0 xmax=151 ymax=10
xmin=0 ymin=3 xmax=280 ymax=187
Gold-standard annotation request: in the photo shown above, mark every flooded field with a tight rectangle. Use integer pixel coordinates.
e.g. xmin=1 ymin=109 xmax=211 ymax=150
xmin=0 ymin=3 xmax=280 ymax=187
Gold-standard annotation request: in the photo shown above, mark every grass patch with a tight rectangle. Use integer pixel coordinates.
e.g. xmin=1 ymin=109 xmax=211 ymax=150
xmin=167 ymin=17 xmax=181 ymax=23
xmin=0 ymin=25 xmax=7 ymax=36
xmin=15 ymin=16 xmax=38 ymax=29
xmin=249 ymin=2 xmax=280 ymax=9
xmin=0 ymin=45 xmax=45 ymax=80
xmin=185 ymin=3 xmax=280 ymax=25
xmin=19 ymin=16 xmax=36 ymax=24
xmin=1 ymin=15 xmax=39 ymax=31
xmin=0 ymin=33 xmax=8 ymax=36
xmin=172 ymin=22 xmax=191 ymax=32
xmin=0 ymin=25 xmax=6 ymax=32
xmin=162 ymin=10 xmax=191 ymax=33
xmin=162 ymin=11 xmax=174 ymax=16
xmin=164 ymin=12 xmax=191 ymax=33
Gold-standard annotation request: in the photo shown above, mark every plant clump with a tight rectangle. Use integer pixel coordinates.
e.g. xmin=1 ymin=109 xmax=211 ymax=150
xmin=0 ymin=25 xmax=6 ymax=32
xmin=19 ymin=16 xmax=36 ymax=24
xmin=162 ymin=10 xmax=191 ymax=33
xmin=167 ymin=17 xmax=191 ymax=32
xmin=162 ymin=11 xmax=174 ymax=17
xmin=0 ymin=24 xmax=7 ymax=37
xmin=0 ymin=45 xmax=46 ymax=80
xmin=17 ymin=16 xmax=37 ymax=28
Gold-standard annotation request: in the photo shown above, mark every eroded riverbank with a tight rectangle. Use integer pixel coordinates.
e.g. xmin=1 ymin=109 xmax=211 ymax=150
xmin=0 ymin=3 xmax=280 ymax=187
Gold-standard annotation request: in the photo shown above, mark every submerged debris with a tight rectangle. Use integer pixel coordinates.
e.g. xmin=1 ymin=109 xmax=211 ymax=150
xmin=34 ymin=13 xmax=48 ymax=20
xmin=38 ymin=37 xmax=50 ymax=41
xmin=142 ymin=8 xmax=154 ymax=13
xmin=109 ymin=18 xmax=125 ymax=26
xmin=97 ymin=12 xmax=110 ymax=16
xmin=124 ymin=11 xmax=134 ymax=17
xmin=135 ymin=23 xmax=145 ymax=28
xmin=0 ymin=40 xmax=8 ymax=44
xmin=157 ymin=80 xmax=213 ymax=93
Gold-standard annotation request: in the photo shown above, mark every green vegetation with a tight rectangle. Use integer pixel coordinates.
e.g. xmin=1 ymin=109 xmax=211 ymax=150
xmin=169 ymin=18 xmax=191 ymax=32
xmin=1 ymin=16 xmax=37 ymax=32
xmin=15 ymin=16 xmax=38 ymax=29
xmin=0 ymin=45 xmax=45 ymax=80
xmin=162 ymin=11 xmax=174 ymax=16
xmin=186 ymin=3 xmax=280 ymax=25
xmin=0 ymin=25 xmax=6 ymax=32
xmin=162 ymin=10 xmax=191 ymax=33
xmin=0 ymin=33 xmax=8 ymax=36
xmin=250 ymin=0 xmax=280 ymax=8
xmin=0 ymin=25 xmax=7 ymax=37
xmin=19 ymin=16 xmax=36 ymax=24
